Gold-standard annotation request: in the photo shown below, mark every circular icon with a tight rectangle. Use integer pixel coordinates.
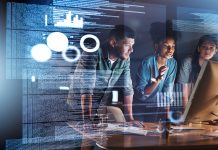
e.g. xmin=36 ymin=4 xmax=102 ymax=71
xmin=80 ymin=34 xmax=100 ymax=53
xmin=47 ymin=32 xmax=69 ymax=52
xmin=31 ymin=44 xmax=52 ymax=62
xmin=62 ymin=45 xmax=81 ymax=62
xmin=168 ymin=111 xmax=184 ymax=124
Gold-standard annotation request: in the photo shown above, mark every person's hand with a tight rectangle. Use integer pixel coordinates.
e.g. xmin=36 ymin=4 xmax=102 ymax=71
xmin=81 ymin=119 xmax=98 ymax=133
xmin=128 ymin=120 xmax=145 ymax=128
xmin=157 ymin=65 xmax=168 ymax=80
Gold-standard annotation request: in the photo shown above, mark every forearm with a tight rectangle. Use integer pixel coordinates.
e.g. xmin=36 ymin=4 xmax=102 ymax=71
xmin=144 ymin=77 xmax=161 ymax=95
xmin=144 ymin=65 xmax=168 ymax=95
xmin=81 ymin=94 xmax=92 ymax=120
xmin=124 ymin=95 xmax=134 ymax=121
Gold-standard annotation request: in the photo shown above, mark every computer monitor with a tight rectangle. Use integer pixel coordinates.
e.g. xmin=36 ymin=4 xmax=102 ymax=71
xmin=182 ymin=60 xmax=218 ymax=124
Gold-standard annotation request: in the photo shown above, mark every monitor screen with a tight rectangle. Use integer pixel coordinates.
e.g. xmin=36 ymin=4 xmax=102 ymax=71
xmin=182 ymin=60 xmax=218 ymax=124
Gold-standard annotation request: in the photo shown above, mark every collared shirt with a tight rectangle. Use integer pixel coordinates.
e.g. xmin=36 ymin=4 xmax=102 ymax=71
xmin=134 ymin=55 xmax=177 ymax=107
xmin=67 ymin=44 xmax=134 ymax=110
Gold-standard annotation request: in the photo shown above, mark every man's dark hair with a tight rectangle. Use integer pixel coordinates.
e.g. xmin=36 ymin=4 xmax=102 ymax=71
xmin=109 ymin=25 xmax=135 ymax=41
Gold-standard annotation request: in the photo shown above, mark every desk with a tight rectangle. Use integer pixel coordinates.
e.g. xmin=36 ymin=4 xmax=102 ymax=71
xmin=68 ymin=122 xmax=218 ymax=150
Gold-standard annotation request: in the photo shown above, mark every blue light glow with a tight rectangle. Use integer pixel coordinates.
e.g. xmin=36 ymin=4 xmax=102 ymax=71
xmin=168 ymin=111 xmax=184 ymax=124
xmin=59 ymin=86 xmax=69 ymax=90
xmin=31 ymin=76 xmax=36 ymax=82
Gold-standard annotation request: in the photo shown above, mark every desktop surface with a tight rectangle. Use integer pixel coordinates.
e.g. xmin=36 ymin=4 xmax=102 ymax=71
xmin=68 ymin=121 xmax=218 ymax=150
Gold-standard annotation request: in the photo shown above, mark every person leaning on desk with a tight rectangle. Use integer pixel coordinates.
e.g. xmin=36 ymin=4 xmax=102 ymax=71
xmin=177 ymin=35 xmax=218 ymax=109
xmin=133 ymin=33 xmax=177 ymax=122
xmin=67 ymin=25 xmax=142 ymax=126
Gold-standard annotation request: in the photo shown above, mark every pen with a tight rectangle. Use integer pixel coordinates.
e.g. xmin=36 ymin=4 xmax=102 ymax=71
xmin=141 ymin=122 xmax=145 ymax=127
xmin=138 ymin=121 xmax=145 ymax=128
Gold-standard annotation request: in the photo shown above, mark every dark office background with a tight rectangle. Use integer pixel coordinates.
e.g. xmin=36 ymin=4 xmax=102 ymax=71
xmin=1 ymin=0 xmax=218 ymax=149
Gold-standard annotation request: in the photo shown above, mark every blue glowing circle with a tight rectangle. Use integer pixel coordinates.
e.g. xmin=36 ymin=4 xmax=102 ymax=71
xmin=31 ymin=44 xmax=52 ymax=62
xmin=168 ymin=111 xmax=184 ymax=124
xmin=62 ymin=45 xmax=81 ymax=62
xmin=80 ymin=34 xmax=100 ymax=53
xmin=47 ymin=32 xmax=69 ymax=52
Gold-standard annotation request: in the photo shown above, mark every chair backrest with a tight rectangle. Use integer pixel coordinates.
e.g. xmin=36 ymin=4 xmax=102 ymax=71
xmin=106 ymin=106 xmax=126 ymax=123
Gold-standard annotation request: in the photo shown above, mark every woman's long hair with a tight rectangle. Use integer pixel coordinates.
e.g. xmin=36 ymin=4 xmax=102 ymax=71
xmin=190 ymin=35 xmax=217 ymax=83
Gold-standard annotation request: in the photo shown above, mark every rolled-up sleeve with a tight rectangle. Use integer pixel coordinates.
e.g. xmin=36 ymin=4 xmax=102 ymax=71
xmin=135 ymin=59 xmax=151 ymax=98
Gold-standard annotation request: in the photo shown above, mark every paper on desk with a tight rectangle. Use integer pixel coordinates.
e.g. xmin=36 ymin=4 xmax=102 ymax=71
xmin=171 ymin=126 xmax=205 ymax=130
xmin=105 ymin=123 xmax=148 ymax=136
